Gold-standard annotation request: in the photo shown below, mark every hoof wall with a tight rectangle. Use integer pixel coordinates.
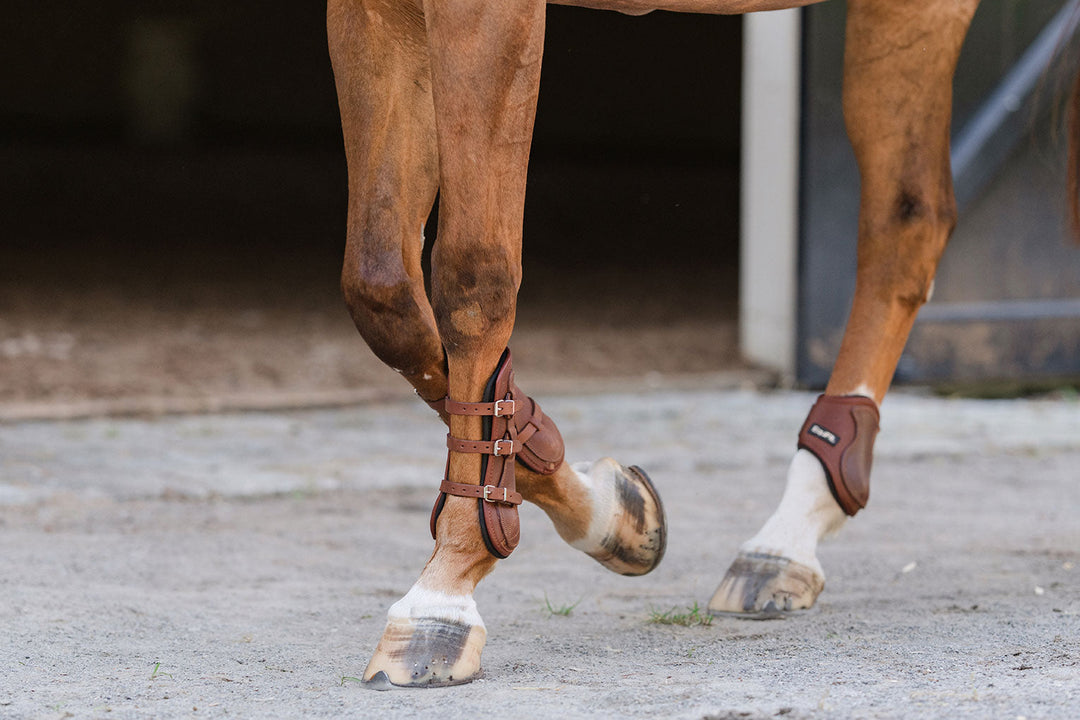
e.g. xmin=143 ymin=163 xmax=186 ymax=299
xmin=363 ymin=671 xmax=395 ymax=691
xmin=708 ymin=552 xmax=824 ymax=619
xmin=583 ymin=461 xmax=667 ymax=576
xmin=708 ymin=600 xmax=789 ymax=621
xmin=362 ymin=617 xmax=485 ymax=688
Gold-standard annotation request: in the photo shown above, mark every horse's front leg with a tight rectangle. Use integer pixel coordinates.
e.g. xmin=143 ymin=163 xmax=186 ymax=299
xmin=360 ymin=0 xmax=547 ymax=688
xmin=330 ymin=0 xmax=663 ymax=686
xmin=710 ymin=0 xmax=980 ymax=617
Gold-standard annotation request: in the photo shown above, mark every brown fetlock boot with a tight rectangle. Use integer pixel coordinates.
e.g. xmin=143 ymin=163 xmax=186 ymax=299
xmin=797 ymin=394 xmax=880 ymax=516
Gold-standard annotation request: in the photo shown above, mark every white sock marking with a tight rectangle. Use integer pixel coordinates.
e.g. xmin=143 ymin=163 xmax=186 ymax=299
xmin=567 ymin=459 xmax=619 ymax=554
xmin=740 ymin=449 xmax=847 ymax=574
xmin=387 ymin=583 xmax=484 ymax=629
xmin=850 ymin=384 xmax=878 ymax=404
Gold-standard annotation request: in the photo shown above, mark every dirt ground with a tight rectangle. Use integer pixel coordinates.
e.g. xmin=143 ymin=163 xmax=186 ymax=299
xmin=2 ymin=389 xmax=1079 ymax=719
xmin=2 ymin=143 xmax=1078 ymax=719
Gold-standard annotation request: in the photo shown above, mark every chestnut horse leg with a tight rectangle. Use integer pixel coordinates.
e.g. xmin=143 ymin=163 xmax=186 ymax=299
xmin=329 ymin=0 xmax=663 ymax=686
xmin=327 ymin=0 xmax=662 ymax=579
xmin=327 ymin=0 xmax=446 ymax=405
xmin=710 ymin=0 xmax=981 ymax=617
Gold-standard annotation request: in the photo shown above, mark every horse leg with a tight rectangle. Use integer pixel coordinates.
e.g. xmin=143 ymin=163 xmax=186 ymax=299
xmin=335 ymin=0 xmax=660 ymax=687
xmin=709 ymin=0 xmax=980 ymax=617
xmin=329 ymin=0 xmax=664 ymax=607
xmin=328 ymin=0 xmax=446 ymax=404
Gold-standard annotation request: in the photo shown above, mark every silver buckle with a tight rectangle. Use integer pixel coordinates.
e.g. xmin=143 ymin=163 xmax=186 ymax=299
xmin=483 ymin=485 xmax=508 ymax=503
xmin=492 ymin=439 xmax=514 ymax=456
xmin=493 ymin=399 xmax=515 ymax=417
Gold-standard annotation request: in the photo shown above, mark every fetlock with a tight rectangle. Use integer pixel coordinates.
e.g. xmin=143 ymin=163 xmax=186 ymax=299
xmin=797 ymin=394 xmax=880 ymax=516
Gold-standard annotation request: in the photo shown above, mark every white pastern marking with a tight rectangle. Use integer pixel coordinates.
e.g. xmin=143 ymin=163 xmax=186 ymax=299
xmin=850 ymin=383 xmax=878 ymax=404
xmin=387 ymin=583 xmax=484 ymax=629
xmin=740 ymin=449 xmax=847 ymax=573
xmin=567 ymin=459 xmax=618 ymax=554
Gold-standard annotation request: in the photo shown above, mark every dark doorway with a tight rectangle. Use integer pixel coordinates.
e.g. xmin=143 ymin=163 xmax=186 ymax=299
xmin=521 ymin=8 xmax=743 ymax=374
xmin=0 ymin=3 xmax=743 ymax=408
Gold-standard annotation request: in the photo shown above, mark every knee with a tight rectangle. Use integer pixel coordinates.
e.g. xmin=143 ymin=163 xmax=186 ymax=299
xmin=339 ymin=227 xmax=434 ymax=371
xmin=341 ymin=241 xmax=413 ymax=326
xmin=431 ymin=244 xmax=520 ymax=353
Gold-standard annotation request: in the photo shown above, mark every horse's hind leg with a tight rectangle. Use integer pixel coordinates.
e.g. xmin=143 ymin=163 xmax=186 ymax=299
xmin=709 ymin=0 xmax=979 ymax=617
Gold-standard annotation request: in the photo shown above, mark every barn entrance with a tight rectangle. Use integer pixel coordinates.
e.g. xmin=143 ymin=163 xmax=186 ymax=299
xmin=797 ymin=0 xmax=1080 ymax=387
xmin=0 ymin=4 xmax=746 ymax=413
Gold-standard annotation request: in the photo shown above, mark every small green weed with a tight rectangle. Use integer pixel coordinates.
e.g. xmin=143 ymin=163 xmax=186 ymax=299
xmin=648 ymin=602 xmax=713 ymax=627
xmin=150 ymin=662 xmax=173 ymax=680
xmin=543 ymin=593 xmax=581 ymax=617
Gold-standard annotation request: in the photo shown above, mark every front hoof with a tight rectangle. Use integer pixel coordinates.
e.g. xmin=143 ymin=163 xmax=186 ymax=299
xmin=574 ymin=459 xmax=667 ymax=576
xmin=707 ymin=552 xmax=824 ymax=619
xmin=362 ymin=617 xmax=486 ymax=688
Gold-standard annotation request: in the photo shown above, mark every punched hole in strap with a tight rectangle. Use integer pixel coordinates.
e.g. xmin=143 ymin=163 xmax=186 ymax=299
xmin=444 ymin=397 xmax=516 ymax=417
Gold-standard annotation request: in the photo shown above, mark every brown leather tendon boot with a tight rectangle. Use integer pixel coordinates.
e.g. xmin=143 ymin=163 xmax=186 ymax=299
xmin=508 ymin=385 xmax=564 ymax=476
xmin=429 ymin=349 xmax=525 ymax=558
xmin=422 ymin=375 xmax=564 ymax=478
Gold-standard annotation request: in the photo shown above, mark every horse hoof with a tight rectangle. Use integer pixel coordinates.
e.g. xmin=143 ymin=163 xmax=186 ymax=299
xmin=573 ymin=459 xmax=667 ymax=576
xmin=362 ymin=616 xmax=486 ymax=688
xmin=707 ymin=552 xmax=824 ymax=619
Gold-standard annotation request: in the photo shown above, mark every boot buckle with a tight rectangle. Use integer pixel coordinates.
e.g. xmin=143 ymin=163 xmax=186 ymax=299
xmin=483 ymin=485 xmax=508 ymax=503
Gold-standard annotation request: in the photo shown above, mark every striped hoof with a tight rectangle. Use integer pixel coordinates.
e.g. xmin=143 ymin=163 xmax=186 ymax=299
xmin=571 ymin=459 xmax=667 ymax=576
xmin=362 ymin=586 xmax=486 ymax=688
xmin=362 ymin=616 xmax=486 ymax=688
xmin=707 ymin=552 xmax=824 ymax=619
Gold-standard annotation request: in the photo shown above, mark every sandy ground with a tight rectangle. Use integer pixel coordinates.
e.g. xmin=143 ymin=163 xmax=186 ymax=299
xmin=0 ymin=262 xmax=744 ymax=418
xmin=2 ymin=387 xmax=1078 ymax=719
